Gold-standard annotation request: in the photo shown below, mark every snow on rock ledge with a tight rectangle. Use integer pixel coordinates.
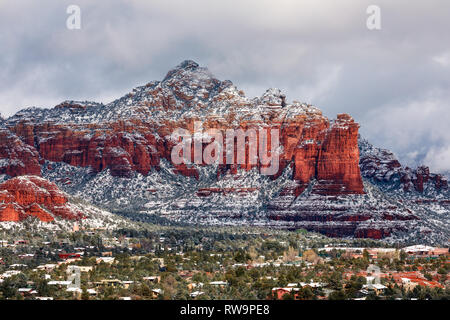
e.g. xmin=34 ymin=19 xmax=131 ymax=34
xmin=0 ymin=176 xmax=83 ymax=222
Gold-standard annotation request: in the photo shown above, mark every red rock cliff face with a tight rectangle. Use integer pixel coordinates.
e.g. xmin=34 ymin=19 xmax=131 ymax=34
xmin=5 ymin=114 xmax=364 ymax=195
xmin=0 ymin=176 xmax=83 ymax=222
xmin=315 ymin=114 xmax=364 ymax=195
xmin=0 ymin=129 xmax=41 ymax=177
xmin=8 ymin=121 xmax=162 ymax=178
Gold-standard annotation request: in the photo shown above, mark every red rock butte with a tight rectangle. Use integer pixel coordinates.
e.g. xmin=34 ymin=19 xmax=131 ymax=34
xmin=2 ymin=60 xmax=446 ymax=240
xmin=0 ymin=61 xmax=368 ymax=227
xmin=0 ymin=176 xmax=83 ymax=222
xmin=0 ymin=61 xmax=365 ymax=197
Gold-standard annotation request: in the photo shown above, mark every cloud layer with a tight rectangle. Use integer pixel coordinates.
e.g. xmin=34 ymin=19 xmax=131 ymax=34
xmin=0 ymin=0 xmax=449 ymax=173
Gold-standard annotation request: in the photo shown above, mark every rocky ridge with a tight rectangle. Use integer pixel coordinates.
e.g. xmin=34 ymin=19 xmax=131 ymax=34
xmin=0 ymin=175 xmax=83 ymax=222
xmin=0 ymin=61 xmax=448 ymax=243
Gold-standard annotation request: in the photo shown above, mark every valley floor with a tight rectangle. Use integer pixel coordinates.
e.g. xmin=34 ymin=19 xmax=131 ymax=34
xmin=0 ymin=222 xmax=448 ymax=300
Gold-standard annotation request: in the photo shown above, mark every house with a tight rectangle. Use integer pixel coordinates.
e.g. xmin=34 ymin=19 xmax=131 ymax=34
xmin=93 ymin=279 xmax=123 ymax=288
xmin=122 ymin=281 xmax=134 ymax=289
xmin=143 ymin=276 xmax=160 ymax=283
xmin=1 ymin=270 xmax=22 ymax=278
xmin=37 ymin=264 xmax=57 ymax=272
xmin=403 ymin=245 xmax=449 ymax=258
xmin=82 ymin=288 xmax=95 ymax=296
xmin=58 ymin=253 xmax=81 ymax=260
xmin=209 ymin=281 xmax=228 ymax=288
xmin=96 ymin=257 xmax=115 ymax=264
xmin=299 ymin=281 xmax=327 ymax=288
xmin=403 ymin=245 xmax=434 ymax=255
xmin=187 ymin=282 xmax=204 ymax=291
xmin=19 ymin=254 xmax=35 ymax=259
xmin=389 ymin=271 xmax=445 ymax=289
xmin=253 ymin=262 xmax=270 ymax=268
xmin=61 ymin=258 xmax=82 ymax=265
xmin=271 ymin=287 xmax=299 ymax=300
xmin=78 ymin=266 xmax=94 ymax=273
xmin=178 ymin=270 xmax=194 ymax=278
xmin=362 ymin=283 xmax=387 ymax=295
xmin=399 ymin=276 xmax=444 ymax=290
xmin=18 ymin=288 xmax=37 ymax=297
xmin=232 ymin=263 xmax=249 ymax=268
xmin=261 ymin=276 xmax=277 ymax=281
xmin=151 ymin=289 xmax=163 ymax=299
xmin=190 ymin=291 xmax=205 ymax=298
xmin=430 ymin=248 xmax=449 ymax=257
xmin=14 ymin=240 xmax=28 ymax=245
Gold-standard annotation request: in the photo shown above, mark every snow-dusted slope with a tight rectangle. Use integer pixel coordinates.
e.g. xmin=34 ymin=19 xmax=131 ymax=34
xmin=34 ymin=156 xmax=449 ymax=245
xmin=0 ymin=202 xmax=134 ymax=233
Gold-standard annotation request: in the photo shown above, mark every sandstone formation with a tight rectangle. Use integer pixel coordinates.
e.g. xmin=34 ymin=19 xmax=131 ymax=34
xmin=1 ymin=61 xmax=365 ymax=197
xmin=0 ymin=176 xmax=83 ymax=222
xmin=0 ymin=129 xmax=41 ymax=177
xmin=0 ymin=61 xmax=448 ymax=240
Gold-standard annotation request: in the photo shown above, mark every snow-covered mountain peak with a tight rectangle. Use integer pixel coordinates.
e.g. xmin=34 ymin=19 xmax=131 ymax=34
xmin=162 ymin=60 xmax=222 ymax=87
xmin=259 ymin=88 xmax=286 ymax=106
xmin=175 ymin=59 xmax=200 ymax=71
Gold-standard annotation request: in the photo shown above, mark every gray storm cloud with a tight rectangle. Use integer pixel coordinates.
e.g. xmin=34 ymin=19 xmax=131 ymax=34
xmin=0 ymin=0 xmax=449 ymax=173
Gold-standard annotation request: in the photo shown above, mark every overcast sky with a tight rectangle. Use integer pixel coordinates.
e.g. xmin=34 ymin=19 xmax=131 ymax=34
xmin=1 ymin=0 xmax=449 ymax=173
